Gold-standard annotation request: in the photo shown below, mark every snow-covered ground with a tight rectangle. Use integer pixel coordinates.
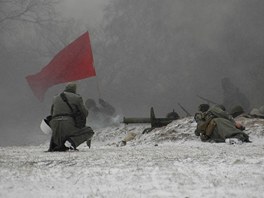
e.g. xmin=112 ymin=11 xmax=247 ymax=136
xmin=0 ymin=117 xmax=264 ymax=198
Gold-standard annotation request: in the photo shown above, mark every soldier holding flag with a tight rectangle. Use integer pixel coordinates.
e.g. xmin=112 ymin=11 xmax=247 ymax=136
xmin=26 ymin=32 xmax=96 ymax=151
xmin=48 ymin=82 xmax=94 ymax=151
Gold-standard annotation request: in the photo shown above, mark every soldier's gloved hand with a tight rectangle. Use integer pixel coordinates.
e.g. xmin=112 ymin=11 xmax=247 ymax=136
xmin=200 ymin=134 xmax=210 ymax=142
xmin=235 ymin=122 xmax=245 ymax=131
xmin=239 ymin=126 xmax=246 ymax=131
xmin=194 ymin=129 xmax=200 ymax=136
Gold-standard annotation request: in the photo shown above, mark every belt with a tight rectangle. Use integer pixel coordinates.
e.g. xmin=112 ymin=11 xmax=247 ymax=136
xmin=52 ymin=113 xmax=73 ymax=119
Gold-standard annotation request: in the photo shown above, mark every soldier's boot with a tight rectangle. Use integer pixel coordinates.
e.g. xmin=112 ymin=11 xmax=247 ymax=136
xmin=225 ymin=138 xmax=243 ymax=145
xmin=64 ymin=138 xmax=78 ymax=151
xmin=86 ymin=139 xmax=92 ymax=148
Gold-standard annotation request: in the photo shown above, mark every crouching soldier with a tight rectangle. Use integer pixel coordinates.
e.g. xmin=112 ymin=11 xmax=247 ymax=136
xmin=48 ymin=82 xmax=94 ymax=151
xmin=194 ymin=105 xmax=250 ymax=144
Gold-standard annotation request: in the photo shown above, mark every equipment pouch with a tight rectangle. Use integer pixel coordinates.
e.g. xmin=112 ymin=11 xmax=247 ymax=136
xmin=197 ymin=117 xmax=212 ymax=135
xmin=205 ymin=119 xmax=216 ymax=137
xmin=73 ymin=109 xmax=86 ymax=128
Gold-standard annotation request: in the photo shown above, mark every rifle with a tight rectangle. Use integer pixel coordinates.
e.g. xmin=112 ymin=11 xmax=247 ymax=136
xmin=177 ymin=103 xmax=191 ymax=116
xmin=196 ymin=95 xmax=218 ymax=105
xmin=123 ymin=107 xmax=179 ymax=133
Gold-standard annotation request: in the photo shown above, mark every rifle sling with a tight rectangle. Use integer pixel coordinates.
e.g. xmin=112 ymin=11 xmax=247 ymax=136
xmin=60 ymin=92 xmax=75 ymax=115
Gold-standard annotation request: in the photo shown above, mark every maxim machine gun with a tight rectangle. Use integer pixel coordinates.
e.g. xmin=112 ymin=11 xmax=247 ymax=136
xmin=123 ymin=107 xmax=179 ymax=134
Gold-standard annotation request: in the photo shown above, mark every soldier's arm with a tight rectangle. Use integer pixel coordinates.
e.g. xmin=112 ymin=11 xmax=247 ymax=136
xmin=78 ymin=97 xmax=88 ymax=117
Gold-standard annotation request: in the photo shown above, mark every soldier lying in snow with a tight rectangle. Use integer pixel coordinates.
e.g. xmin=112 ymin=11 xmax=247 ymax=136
xmin=194 ymin=105 xmax=250 ymax=144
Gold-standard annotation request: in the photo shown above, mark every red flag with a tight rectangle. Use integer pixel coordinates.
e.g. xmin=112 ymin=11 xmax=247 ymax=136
xmin=26 ymin=31 xmax=96 ymax=101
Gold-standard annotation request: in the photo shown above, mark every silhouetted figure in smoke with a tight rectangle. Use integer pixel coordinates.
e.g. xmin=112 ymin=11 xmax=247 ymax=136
xmin=249 ymin=105 xmax=264 ymax=119
xmin=221 ymin=77 xmax=250 ymax=113
xmin=166 ymin=109 xmax=180 ymax=119
xmin=85 ymin=98 xmax=117 ymax=128
xmin=229 ymin=105 xmax=246 ymax=118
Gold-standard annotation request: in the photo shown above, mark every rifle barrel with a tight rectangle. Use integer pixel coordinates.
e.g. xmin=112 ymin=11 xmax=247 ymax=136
xmin=178 ymin=103 xmax=191 ymax=116
xmin=123 ymin=117 xmax=151 ymax=124
xmin=196 ymin=95 xmax=217 ymax=105
xmin=123 ymin=117 xmax=176 ymax=124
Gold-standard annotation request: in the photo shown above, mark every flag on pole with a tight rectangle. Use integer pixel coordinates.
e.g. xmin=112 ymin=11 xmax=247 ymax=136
xmin=26 ymin=31 xmax=96 ymax=101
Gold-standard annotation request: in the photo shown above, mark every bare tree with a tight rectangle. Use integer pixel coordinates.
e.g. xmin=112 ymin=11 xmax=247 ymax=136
xmin=0 ymin=0 xmax=85 ymax=58
xmin=0 ymin=0 xmax=59 ymax=26
xmin=0 ymin=0 xmax=64 ymax=52
xmin=93 ymin=0 xmax=264 ymax=113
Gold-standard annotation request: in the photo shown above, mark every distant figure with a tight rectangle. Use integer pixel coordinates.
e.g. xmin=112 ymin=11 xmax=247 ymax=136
xmin=85 ymin=98 xmax=117 ymax=128
xmin=85 ymin=98 xmax=100 ymax=114
xmin=221 ymin=77 xmax=250 ymax=113
xmin=194 ymin=105 xmax=250 ymax=144
xmin=48 ymin=83 xmax=94 ymax=151
xmin=249 ymin=105 xmax=264 ymax=119
xmin=98 ymin=98 xmax=116 ymax=116
xmin=229 ymin=105 xmax=245 ymax=118
xmin=166 ymin=109 xmax=180 ymax=119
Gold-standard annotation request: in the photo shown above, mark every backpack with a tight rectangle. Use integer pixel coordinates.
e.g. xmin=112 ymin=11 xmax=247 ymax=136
xmin=195 ymin=111 xmax=216 ymax=136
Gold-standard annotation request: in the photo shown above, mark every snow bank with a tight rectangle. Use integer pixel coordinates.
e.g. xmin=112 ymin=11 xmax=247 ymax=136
xmin=0 ymin=117 xmax=264 ymax=198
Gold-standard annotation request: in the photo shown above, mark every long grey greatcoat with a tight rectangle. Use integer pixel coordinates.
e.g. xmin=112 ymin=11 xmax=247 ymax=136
xmin=196 ymin=105 xmax=249 ymax=143
xmin=209 ymin=106 xmax=249 ymax=142
xmin=49 ymin=84 xmax=94 ymax=151
xmin=209 ymin=118 xmax=248 ymax=142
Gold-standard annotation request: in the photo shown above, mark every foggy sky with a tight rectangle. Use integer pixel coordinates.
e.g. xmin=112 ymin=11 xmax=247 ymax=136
xmin=1 ymin=0 xmax=264 ymax=146
xmin=58 ymin=0 xmax=108 ymax=27
xmin=91 ymin=0 xmax=264 ymax=117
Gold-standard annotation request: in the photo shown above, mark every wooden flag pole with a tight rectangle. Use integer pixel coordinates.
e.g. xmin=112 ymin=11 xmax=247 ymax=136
xmin=95 ymin=76 xmax=102 ymax=99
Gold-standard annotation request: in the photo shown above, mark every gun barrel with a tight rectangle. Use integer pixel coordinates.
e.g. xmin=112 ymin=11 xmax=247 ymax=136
xmin=123 ymin=117 xmax=176 ymax=124
xmin=123 ymin=117 xmax=151 ymax=124
xmin=178 ymin=103 xmax=191 ymax=116
xmin=197 ymin=95 xmax=218 ymax=105
xmin=152 ymin=118 xmax=174 ymax=127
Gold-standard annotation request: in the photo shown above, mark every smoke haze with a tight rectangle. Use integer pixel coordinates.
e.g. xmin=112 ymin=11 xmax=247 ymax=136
xmin=0 ymin=0 xmax=264 ymax=146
